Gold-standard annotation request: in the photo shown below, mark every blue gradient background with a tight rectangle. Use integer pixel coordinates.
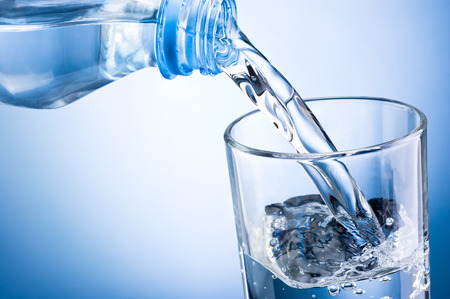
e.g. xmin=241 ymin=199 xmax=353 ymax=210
xmin=0 ymin=0 xmax=448 ymax=298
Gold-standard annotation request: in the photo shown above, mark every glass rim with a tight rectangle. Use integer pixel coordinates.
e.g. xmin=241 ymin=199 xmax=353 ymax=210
xmin=224 ymin=97 xmax=427 ymax=160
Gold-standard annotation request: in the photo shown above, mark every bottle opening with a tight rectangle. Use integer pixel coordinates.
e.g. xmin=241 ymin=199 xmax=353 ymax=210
xmin=156 ymin=0 xmax=237 ymax=79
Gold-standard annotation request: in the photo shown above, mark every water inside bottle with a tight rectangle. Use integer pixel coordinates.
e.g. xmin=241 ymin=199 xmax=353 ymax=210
xmin=0 ymin=22 xmax=157 ymax=108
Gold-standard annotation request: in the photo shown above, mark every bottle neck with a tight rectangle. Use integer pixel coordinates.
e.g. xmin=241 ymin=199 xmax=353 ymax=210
xmin=156 ymin=0 xmax=237 ymax=79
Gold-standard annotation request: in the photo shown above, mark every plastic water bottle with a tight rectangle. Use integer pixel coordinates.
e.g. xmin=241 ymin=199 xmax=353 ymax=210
xmin=0 ymin=0 xmax=236 ymax=108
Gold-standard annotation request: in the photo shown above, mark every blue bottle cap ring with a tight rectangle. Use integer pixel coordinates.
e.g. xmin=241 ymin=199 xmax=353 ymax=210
xmin=156 ymin=0 xmax=184 ymax=79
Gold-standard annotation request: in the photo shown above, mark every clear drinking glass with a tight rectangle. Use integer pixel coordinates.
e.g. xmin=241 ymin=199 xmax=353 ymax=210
xmin=224 ymin=97 xmax=430 ymax=299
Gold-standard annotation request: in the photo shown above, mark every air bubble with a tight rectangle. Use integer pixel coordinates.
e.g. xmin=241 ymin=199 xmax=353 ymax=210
xmin=379 ymin=276 xmax=391 ymax=283
xmin=272 ymin=218 xmax=287 ymax=230
xmin=312 ymin=295 xmax=316 ymax=298
xmin=353 ymin=289 xmax=365 ymax=295
xmin=380 ymin=297 xmax=392 ymax=299
xmin=385 ymin=217 xmax=394 ymax=226
xmin=328 ymin=285 xmax=340 ymax=296
xmin=341 ymin=282 xmax=357 ymax=290
xmin=402 ymin=265 xmax=412 ymax=272
xmin=359 ymin=254 xmax=372 ymax=262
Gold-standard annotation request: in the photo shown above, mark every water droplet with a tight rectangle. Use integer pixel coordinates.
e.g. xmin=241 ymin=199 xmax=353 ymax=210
xmin=272 ymin=274 xmax=277 ymax=279
xmin=380 ymin=276 xmax=391 ymax=283
xmin=385 ymin=217 xmax=394 ymax=226
xmin=353 ymin=289 xmax=365 ymax=295
xmin=281 ymin=267 xmax=287 ymax=273
xmin=328 ymin=285 xmax=340 ymax=296
xmin=312 ymin=295 xmax=316 ymax=298
xmin=341 ymin=282 xmax=357 ymax=290
xmin=380 ymin=297 xmax=392 ymax=299
xmin=282 ymin=288 xmax=285 ymax=291
xmin=263 ymin=286 xmax=267 ymax=290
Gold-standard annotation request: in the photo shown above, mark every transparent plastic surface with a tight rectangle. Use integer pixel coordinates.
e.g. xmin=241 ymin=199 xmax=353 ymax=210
xmin=0 ymin=0 xmax=160 ymax=28
xmin=225 ymin=98 xmax=429 ymax=299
